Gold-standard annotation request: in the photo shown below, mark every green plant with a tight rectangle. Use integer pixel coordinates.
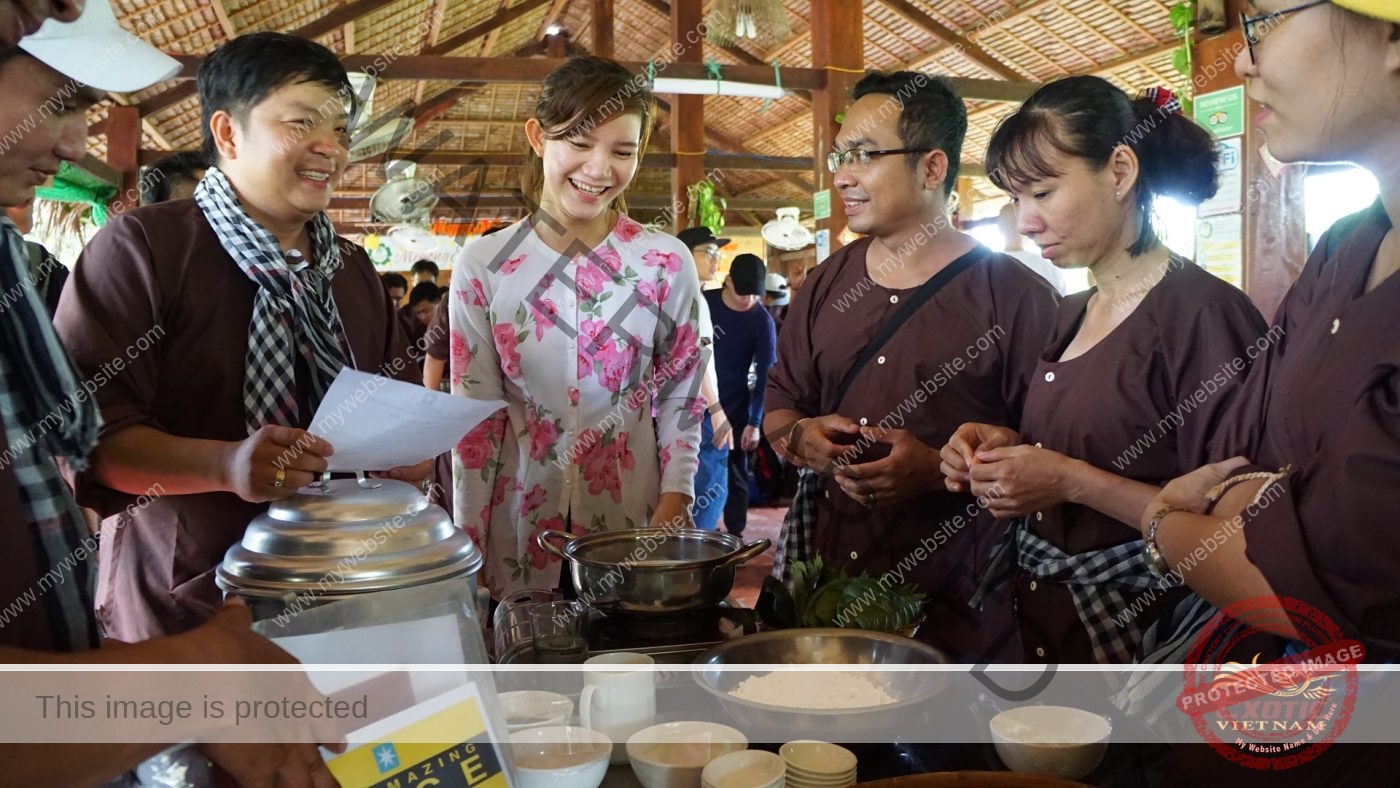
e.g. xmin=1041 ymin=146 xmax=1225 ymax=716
xmin=687 ymin=179 xmax=726 ymax=237
xmin=1170 ymin=1 xmax=1196 ymax=115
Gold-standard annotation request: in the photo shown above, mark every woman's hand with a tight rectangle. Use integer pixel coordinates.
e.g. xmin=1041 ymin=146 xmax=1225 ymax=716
xmin=939 ymin=422 xmax=1021 ymax=493
xmin=650 ymin=492 xmax=694 ymax=530
xmin=966 ymin=444 xmax=1078 ymax=518
xmin=1154 ymin=456 xmax=1253 ymax=516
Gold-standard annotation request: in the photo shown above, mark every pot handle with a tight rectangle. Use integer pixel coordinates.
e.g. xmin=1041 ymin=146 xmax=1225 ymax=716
xmin=536 ymin=529 xmax=576 ymax=560
xmin=715 ymin=539 xmax=772 ymax=569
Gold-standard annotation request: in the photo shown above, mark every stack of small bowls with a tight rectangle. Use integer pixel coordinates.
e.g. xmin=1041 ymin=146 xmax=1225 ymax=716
xmin=702 ymin=750 xmax=786 ymax=788
xmin=778 ymin=741 xmax=856 ymax=788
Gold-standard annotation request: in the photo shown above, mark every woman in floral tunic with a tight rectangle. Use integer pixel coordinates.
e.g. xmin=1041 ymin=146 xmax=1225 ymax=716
xmin=449 ymin=56 xmax=705 ymax=597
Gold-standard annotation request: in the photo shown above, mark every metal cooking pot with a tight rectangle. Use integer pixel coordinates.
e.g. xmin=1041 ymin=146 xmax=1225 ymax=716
xmin=536 ymin=528 xmax=770 ymax=615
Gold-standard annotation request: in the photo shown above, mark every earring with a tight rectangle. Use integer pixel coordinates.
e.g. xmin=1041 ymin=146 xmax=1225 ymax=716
xmin=1115 ymin=191 xmax=1121 ymax=200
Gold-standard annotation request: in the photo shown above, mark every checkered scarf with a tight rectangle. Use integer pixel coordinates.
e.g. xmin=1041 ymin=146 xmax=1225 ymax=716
xmin=195 ymin=167 xmax=354 ymax=433
xmin=773 ymin=467 xmax=820 ymax=581
xmin=0 ymin=220 xmax=99 ymax=468
xmin=972 ymin=516 xmax=1172 ymax=664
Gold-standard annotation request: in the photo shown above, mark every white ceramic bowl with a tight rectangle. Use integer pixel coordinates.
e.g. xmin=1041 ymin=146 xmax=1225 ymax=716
xmin=626 ymin=721 xmax=748 ymax=788
xmin=510 ymin=725 xmax=612 ymax=788
xmin=990 ymin=705 xmax=1111 ymax=780
xmin=498 ymin=690 xmax=574 ymax=733
xmin=702 ymin=749 xmax=786 ymax=788
xmin=778 ymin=740 xmax=856 ymax=776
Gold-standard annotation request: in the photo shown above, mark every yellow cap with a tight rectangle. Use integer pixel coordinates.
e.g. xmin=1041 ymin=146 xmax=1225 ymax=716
xmin=1333 ymin=0 xmax=1400 ymax=23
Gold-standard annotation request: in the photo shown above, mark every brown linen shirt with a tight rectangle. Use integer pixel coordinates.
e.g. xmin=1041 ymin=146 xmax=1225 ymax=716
xmin=1015 ymin=258 xmax=1268 ymax=664
xmin=1212 ymin=201 xmax=1400 ymax=663
xmin=766 ymin=237 xmax=1060 ymax=660
xmin=53 ymin=199 xmax=418 ymax=642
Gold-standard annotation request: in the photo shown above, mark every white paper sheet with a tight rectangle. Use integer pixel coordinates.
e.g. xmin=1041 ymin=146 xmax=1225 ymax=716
xmin=309 ymin=368 xmax=504 ymax=472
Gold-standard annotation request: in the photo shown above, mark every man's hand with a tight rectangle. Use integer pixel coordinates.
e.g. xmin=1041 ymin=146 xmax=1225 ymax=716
xmin=649 ymin=492 xmax=694 ymax=530
xmin=832 ymin=427 xmax=940 ymax=508
xmin=966 ymin=444 xmax=1077 ymax=519
xmin=221 ymin=426 xmax=333 ymax=503
xmin=370 ymin=458 xmax=435 ymax=484
xmin=939 ymin=422 xmax=1021 ymax=493
xmin=783 ymin=414 xmax=862 ymax=473
xmin=710 ymin=408 xmax=735 ymax=451
xmin=741 ymin=425 xmax=761 ymax=452
xmin=203 ymin=741 xmax=340 ymax=788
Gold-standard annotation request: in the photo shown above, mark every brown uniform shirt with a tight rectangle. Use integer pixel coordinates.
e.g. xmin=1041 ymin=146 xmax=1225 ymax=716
xmin=1214 ymin=201 xmax=1400 ymax=663
xmin=53 ymin=199 xmax=417 ymax=641
xmin=1016 ymin=258 xmax=1267 ymax=663
xmin=766 ymin=237 xmax=1060 ymax=660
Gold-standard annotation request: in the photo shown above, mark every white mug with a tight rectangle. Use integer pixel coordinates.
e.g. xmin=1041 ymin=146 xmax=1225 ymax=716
xmin=579 ymin=652 xmax=656 ymax=764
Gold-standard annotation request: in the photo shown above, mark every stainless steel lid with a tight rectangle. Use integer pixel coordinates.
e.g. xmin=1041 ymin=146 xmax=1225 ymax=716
xmin=217 ymin=477 xmax=482 ymax=598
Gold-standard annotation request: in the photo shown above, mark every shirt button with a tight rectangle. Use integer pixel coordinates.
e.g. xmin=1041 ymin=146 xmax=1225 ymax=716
xmin=877 ymin=355 xmax=886 ymax=365
xmin=889 ymin=295 xmax=899 ymax=304
xmin=850 ymin=551 xmax=858 ymax=560
xmin=1035 ymin=647 xmax=1046 ymax=659
xmin=1035 ymin=512 xmax=1043 ymax=522
xmin=859 ymin=417 xmax=868 ymax=426
xmin=1330 ymin=318 xmax=1341 ymax=335
xmin=1029 ymin=580 xmax=1038 ymax=591
xmin=1044 ymin=372 xmax=1055 ymax=382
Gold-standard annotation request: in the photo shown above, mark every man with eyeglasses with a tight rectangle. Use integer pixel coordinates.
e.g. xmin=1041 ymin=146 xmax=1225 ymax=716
xmin=677 ymin=226 xmax=735 ymax=530
xmin=765 ymin=71 xmax=1059 ymax=661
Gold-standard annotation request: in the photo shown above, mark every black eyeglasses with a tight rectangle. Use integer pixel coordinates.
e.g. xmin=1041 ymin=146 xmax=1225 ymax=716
xmin=826 ymin=147 xmax=932 ymax=173
xmin=1240 ymin=0 xmax=1330 ymax=63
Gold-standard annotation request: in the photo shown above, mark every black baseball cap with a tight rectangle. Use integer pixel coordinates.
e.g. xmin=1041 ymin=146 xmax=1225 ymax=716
xmin=677 ymin=226 xmax=731 ymax=250
xmin=728 ymin=254 xmax=766 ymax=296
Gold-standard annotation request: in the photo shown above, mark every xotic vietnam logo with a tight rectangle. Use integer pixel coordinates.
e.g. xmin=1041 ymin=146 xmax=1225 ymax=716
xmin=1176 ymin=596 xmax=1363 ymax=770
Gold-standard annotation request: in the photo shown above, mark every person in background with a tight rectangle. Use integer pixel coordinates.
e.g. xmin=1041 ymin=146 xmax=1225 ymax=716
xmin=0 ymin=3 xmax=342 ymax=785
xmin=3 ymin=198 xmax=65 ymax=314
xmin=764 ymin=271 xmax=790 ymax=330
xmin=381 ymin=270 xmax=408 ymax=304
xmin=678 ymin=225 xmax=734 ymax=531
xmin=941 ymin=76 xmax=1268 ymax=665
xmin=449 ymin=56 xmax=704 ymax=598
xmin=708 ymin=253 xmax=777 ymax=537
xmin=997 ymin=200 xmax=1069 ymax=294
xmin=55 ymin=32 xmax=430 ymax=644
xmin=402 ymin=281 xmax=440 ymax=365
xmin=138 ymin=150 xmax=207 ymax=205
xmin=1132 ymin=1 xmax=1400 ymax=781
xmin=411 ymin=257 xmax=439 ymax=285
xmin=765 ymin=70 xmax=1059 ymax=660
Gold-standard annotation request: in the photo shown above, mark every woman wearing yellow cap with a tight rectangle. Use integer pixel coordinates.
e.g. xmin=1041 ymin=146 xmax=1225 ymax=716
xmin=1137 ymin=0 xmax=1399 ymax=779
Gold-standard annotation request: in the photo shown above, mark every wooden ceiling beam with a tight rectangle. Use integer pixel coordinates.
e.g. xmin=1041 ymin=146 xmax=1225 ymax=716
xmin=140 ymin=0 xmax=401 ymax=117
xmin=878 ymin=0 xmax=1024 ymax=80
xmin=139 ymin=147 xmax=813 ymax=171
xmin=157 ymin=54 xmax=824 ymax=90
xmin=425 ymin=0 xmax=553 ymax=56
xmin=208 ymin=0 xmax=237 ymax=42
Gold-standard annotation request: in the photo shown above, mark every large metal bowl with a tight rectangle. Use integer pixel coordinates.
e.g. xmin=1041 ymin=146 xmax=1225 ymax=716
xmin=537 ymin=529 xmax=770 ymax=615
xmin=692 ymin=628 xmax=953 ymax=739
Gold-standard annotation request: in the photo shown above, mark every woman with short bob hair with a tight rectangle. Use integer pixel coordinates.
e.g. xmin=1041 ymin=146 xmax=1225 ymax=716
xmin=449 ymin=56 xmax=705 ymax=599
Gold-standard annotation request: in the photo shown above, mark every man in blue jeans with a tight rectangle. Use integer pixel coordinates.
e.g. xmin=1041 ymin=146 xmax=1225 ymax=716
xmin=706 ymin=253 xmax=777 ymax=537
xmin=678 ymin=226 xmax=733 ymax=530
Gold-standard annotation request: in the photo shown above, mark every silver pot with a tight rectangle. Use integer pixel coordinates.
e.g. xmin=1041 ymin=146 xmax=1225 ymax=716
xmin=217 ymin=476 xmax=483 ymax=621
xmin=536 ymin=528 xmax=770 ymax=615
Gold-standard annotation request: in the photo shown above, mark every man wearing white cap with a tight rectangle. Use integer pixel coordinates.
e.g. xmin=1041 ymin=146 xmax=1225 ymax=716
xmin=0 ymin=3 xmax=343 ymax=786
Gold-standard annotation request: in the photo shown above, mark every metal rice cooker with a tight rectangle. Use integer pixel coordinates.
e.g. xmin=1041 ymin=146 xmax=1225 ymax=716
xmin=216 ymin=475 xmax=484 ymax=625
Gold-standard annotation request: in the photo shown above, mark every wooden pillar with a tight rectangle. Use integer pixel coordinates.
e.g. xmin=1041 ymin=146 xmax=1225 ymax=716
xmin=545 ymin=29 xmax=569 ymax=58
xmin=591 ymin=0 xmax=614 ymax=59
xmin=670 ymin=0 xmax=704 ymax=233
xmin=810 ymin=0 xmax=862 ymax=254
xmin=105 ymin=105 xmax=140 ymax=213
xmin=1195 ymin=0 xmax=1306 ymax=319
xmin=954 ymin=176 xmax=976 ymax=229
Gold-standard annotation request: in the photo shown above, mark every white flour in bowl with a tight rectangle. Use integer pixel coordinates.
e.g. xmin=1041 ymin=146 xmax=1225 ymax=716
xmin=727 ymin=670 xmax=896 ymax=709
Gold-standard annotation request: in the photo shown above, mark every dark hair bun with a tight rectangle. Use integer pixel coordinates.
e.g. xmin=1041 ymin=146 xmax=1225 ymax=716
xmin=1130 ymin=97 xmax=1220 ymax=206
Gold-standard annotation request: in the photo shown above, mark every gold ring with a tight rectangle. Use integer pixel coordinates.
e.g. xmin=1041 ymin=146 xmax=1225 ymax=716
xmin=273 ymin=468 xmax=286 ymax=488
